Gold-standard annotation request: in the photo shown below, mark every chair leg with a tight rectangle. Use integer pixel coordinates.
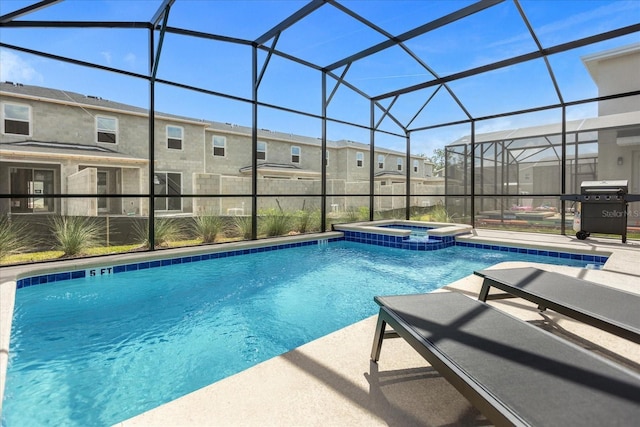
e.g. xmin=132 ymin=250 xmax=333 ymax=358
xmin=478 ymin=282 xmax=491 ymax=302
xmin=371 ymin=311 xmax=387 ymax=362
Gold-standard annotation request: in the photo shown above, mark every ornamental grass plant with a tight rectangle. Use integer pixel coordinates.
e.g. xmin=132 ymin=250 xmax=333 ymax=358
xmin=50 ymin=215 xmax=101 ymax=257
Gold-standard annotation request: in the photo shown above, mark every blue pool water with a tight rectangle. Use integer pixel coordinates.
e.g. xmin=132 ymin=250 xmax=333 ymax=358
xmin=3 ymin=241 xmax=597 ymax=426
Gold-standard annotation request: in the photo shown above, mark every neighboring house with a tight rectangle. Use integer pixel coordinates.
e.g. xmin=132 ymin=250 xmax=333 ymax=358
xmin=0 ymin=82 xmax=437 ymax=217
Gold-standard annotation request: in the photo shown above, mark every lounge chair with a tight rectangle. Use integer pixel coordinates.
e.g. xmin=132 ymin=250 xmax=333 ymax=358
xmin=474 ymin=267 xmax=640 ymax=344
xmin=371 ymin=292 xmax=640 ymax=426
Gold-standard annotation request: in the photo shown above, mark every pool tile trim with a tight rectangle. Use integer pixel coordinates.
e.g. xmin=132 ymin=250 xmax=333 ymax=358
xmin=340 ymin=228 xmax=607 ymax=265
xmin=16 ymin=232 xmax=608 ymax=290
xmin=454 ymin=241 xmax=609 ymax=265
xmin=15 ymin=237 xmax=343 ymax=289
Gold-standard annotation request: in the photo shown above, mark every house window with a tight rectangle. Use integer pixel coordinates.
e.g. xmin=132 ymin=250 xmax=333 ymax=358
xmin=2 ymin=103 xmax=31 ymax=135
xmin=356 ymin=152 xmax=364 ymax=167
xmin=96 ymin=116 xmax=117 ymax=144
xmin=154 ymin=172 xmax=182 ymax=211
xmin=257 ymin=141 xmax=267 ymax=160
xmin=167 ymin=125 xmax=183 ymax=150
xmin=213 ymin=136 xmax=226 ymax=157
xmin=397 ymin=158 xmax=403 ymax=171
xmin=413 ymin=159 xmax=419 ymax=173
xmin=378 ymin=154 xmax=384 ymax=169
xmin=325 ymin=151 xmax=329 ymax=166
xmin=291 ymin=146 xmax=301 ymax=163
xmin=10 ymin=167 xmax=55 ymax=213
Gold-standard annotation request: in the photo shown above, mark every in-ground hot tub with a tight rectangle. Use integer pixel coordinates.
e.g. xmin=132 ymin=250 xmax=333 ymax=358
xmin=332 ymin=220 xmax=473 ymax=250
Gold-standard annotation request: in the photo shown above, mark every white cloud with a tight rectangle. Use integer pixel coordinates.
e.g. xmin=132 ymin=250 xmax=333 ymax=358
xmin=0 ymin=49 xmax=43 ymax=83
xmin=124 ymin=53 xmax=137 ymax=67
xmin=101 ymin=51 xmax=112 ymax=64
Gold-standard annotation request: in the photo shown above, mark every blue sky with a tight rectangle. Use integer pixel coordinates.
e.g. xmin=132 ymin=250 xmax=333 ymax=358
xmin=1 ymin=0 xmax=639 ymax=154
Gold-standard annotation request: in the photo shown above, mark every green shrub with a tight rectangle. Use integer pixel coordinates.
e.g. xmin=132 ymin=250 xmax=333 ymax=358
xmin=0 ymin=215 xmax=31 ymax=259
xmin=427 ymin=205 xmax=454 ymax=222
xmin=295 ymin=209 xmax=320 ymax=233
xmin=133 ymin=217 xmax=183 ymax=248
xmin=50 ymin=215 xmax=101 ymax=257
xmin=260 ymin=210 xmax=291 ymax=237
xmin=358 ymin=206 xmax=371 ymax=220
xmin=345 ymin=208 xmax=360 ymax=222
xmin=193 ymin=214 xmax=222 ymax=243
xmin=233 ymin=216 xmax=252 ymax=240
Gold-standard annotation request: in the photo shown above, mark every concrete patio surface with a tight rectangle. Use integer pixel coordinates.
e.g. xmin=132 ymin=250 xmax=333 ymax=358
xmin=117 ymin=231 xmax=640 ymax=427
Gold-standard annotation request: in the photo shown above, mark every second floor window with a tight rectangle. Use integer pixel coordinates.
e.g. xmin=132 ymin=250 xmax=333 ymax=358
xmin=325 ymin=151 xmax=329 ymax=166
xmin=257 ymin=141 xmax=267 ymax=160
xmin=397 ymin=158 xmax=403 ymax=171
xmin=167 ymin=125 xmax=183 ymax=150
xmin=2 ymin=103 xmax=30 ymax=136
xmin=356 ymin=152 xmax=364 ymax=167
xmin=96 ymin=116 xmax=117 ymax=144
xmin=378 ymin=154 xmax=384 ymax=169
xmin=213 ymin=136 xmax=226 ymax=157
xmin=291 ymin=146 xmax=300 ymax=163
xmin=413 ymin=159 xmax=419 ymax=173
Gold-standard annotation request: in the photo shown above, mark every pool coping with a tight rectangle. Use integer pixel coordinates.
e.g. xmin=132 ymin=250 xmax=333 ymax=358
xmin=333 ymin=219 xmax=473 ymax=238
xmin=1 ymin=228 xmax=637 ymax=420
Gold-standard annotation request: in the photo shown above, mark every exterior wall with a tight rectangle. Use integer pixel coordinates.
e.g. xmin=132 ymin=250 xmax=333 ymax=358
xmin=206 ymin=131 xmax=253 ymax=177
xmin=587 ymin=47 xmax=640 ymax=116
xmin=67 ymin=168 xmax=97 ymax=216
xmin=334 ymin=147 xmax=352 ymax=182
xmin=346 ymin=146 xmax=371 ymax=182
xmin=122 ymin=168 xmax=145 ymax=215
xmin=597 ymin=129 xmax=628 ymax=181
xmin=192 ymin=173 xmax=222 ymax=215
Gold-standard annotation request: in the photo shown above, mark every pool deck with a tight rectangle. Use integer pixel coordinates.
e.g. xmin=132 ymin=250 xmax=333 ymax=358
xmin=2 ymin=230 xmax=639 ymax=425
xmin=117 ymin=230 xmax=640 ymax=427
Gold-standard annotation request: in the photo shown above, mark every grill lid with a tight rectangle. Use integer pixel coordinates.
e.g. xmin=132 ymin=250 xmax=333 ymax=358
xmin=581 ymin=180 xmax=628 ymax=194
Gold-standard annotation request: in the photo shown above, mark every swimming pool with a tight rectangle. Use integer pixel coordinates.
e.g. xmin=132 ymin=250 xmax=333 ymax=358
xmin=2 ymin=240 xmax=602 ymax=426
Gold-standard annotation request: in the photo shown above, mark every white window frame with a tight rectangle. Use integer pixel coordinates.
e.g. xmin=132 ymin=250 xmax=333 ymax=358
xmin=378 ymin=154 xmax=385 ymax=169
xmin=167 ymin=125 xmax=183 ymax=150
xmin=257 ymin=141 xmax=267 ymax=161
xmin=413 ymin=159 xmax=419 ymax=173
xmin=2 ymin=102 xmax=31 ymax=136
xmin=397 ymin=158 xmax=403 ymax=171
xmin=96 ymin=115 xmax=118 ymax=144
xmin=213 ymin=135 xmax=226 ymax=157
xmin=356 ymin=152 xmax=364 ymax=168
xmin=291 ymin=146 xmax=301 ymax=163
